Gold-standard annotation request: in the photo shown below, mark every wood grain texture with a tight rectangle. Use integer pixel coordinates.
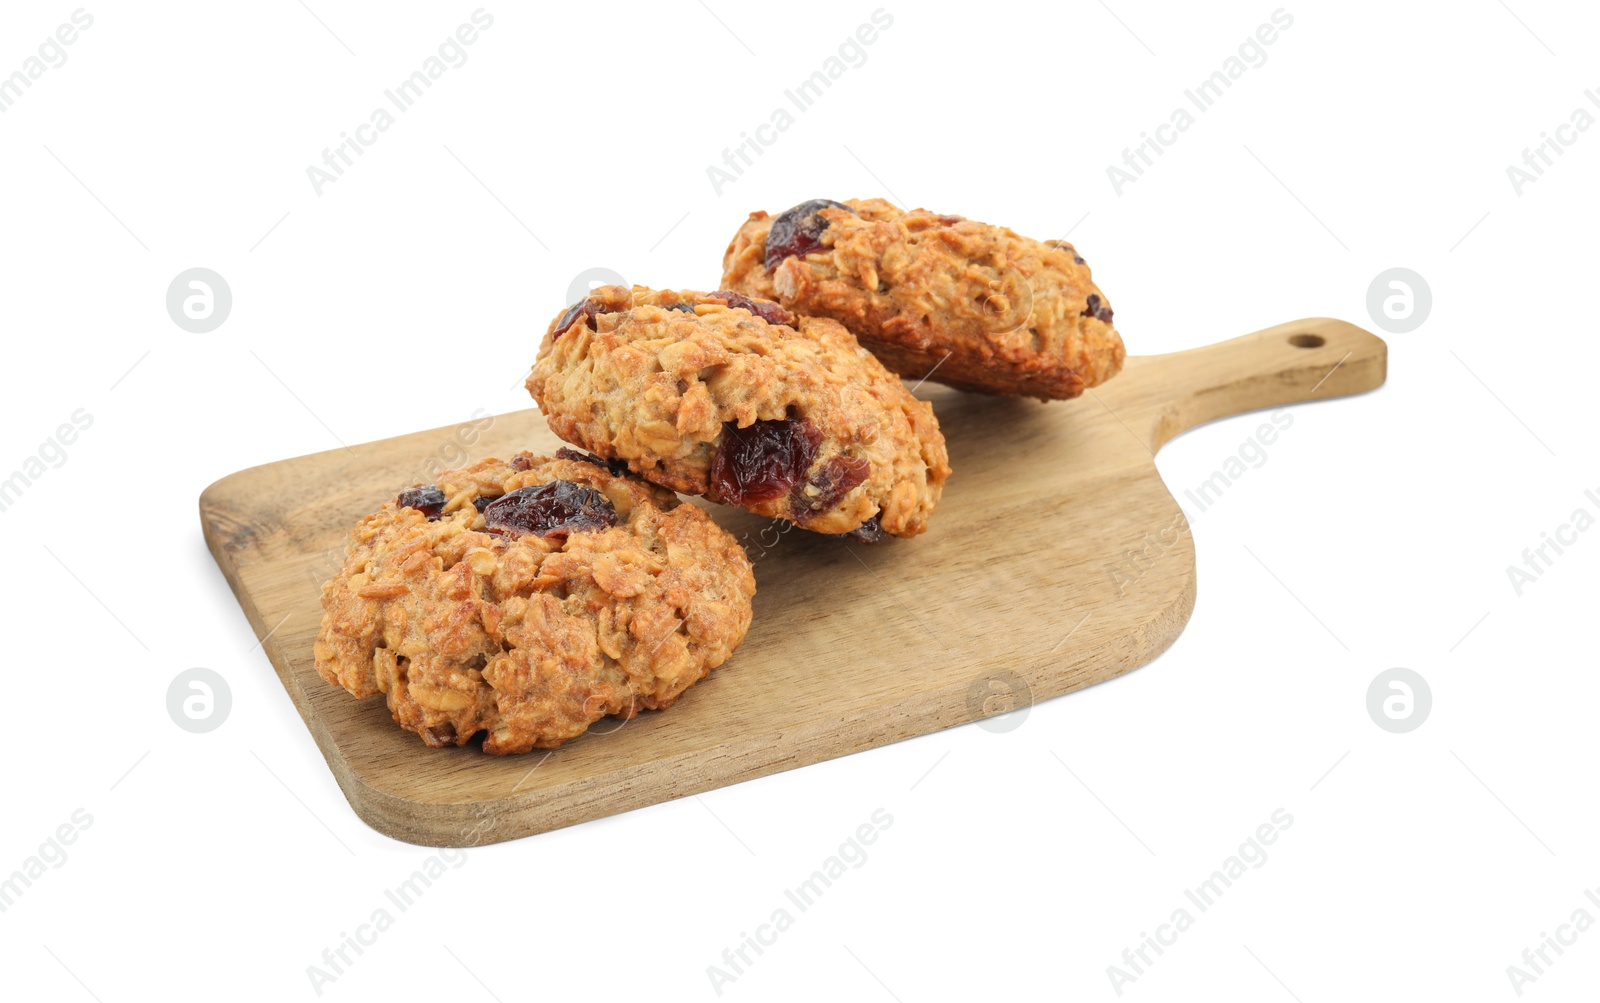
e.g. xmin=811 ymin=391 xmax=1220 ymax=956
xmin=199 ymin=318 xmax=1386 ymax=846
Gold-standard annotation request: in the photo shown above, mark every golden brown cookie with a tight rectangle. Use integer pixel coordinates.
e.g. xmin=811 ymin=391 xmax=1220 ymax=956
xmin=314 ymin=451 xmax=755 ymax=754
xmin=527 ymin=285 xmax=949 ymax=540
xmin=720 ymin=198 xmax=1127 ymax=401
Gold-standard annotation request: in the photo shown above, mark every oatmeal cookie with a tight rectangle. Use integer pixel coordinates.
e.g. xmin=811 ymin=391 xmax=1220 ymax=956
xmin=720 ymin=198 xmax=1126 ymax=401
xmin=314 ymin=451 xmax=755 ymax=754
xmin=527 ymin=285 xmax=949 ymax=540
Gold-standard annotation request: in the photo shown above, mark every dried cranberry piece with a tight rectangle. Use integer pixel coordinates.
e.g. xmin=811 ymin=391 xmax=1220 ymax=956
xmin=552 ymin=298 xmax=603 ymax=336
xmin=397 ymin=485 xmax=448 ymax=519
xmin=709 ymin=417 xmax=821 ymax=505
xmin=792 ymin=455 xmax=870 ymax=518
xmin=839 ymin=516 xmax=888 ymax=544
xmin=473 ymin=495 xmax=495 ymax=513
xmin=555 ymin=446 xmax=629 ymax=477
xmin=764 ymin=199 xmax=853 ymax=269
xmin=482 ymin=481 xmax=617 ymax=540
xmin=706 ymin=290 xmax=793 ymax=326
xmin=1084 ymin=293 xmax=1114 ymax=324
xmin=509 ymin=455 xmax=533 ymax=471
xmin=422 ymin=722 xmax=458 ymax=746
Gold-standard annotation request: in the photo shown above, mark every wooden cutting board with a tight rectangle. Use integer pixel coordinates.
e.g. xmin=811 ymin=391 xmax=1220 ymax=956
xmin=200 ymin=318 xmax=1386 ymax=846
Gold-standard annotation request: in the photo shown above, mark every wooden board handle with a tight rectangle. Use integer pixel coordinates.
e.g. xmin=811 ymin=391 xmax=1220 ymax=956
xmin=1098 ymin=318 xmax=1389 ymax=453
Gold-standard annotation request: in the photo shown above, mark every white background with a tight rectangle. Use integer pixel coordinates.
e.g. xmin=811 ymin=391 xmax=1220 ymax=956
xmin=2 ymin=1 xmax=1596 ymax=1000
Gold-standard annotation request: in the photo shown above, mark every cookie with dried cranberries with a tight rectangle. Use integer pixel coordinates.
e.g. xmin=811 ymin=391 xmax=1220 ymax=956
xmin=720 ymin=197 xmax=1126 ymax=401
xmin=315 ymin=450 xmax=755 ymax=754
xmin=528 ymin=285 xmax=949 ymax=539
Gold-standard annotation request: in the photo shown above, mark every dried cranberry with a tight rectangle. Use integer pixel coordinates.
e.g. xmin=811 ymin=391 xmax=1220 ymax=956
xmin=397 ymin=485 xmax=448 ymax=519
xmin=764 ymin=199 xmax=853 ymax=269
xmin=422 ymin=722 xmax=457 ymax=746
xmin=840 ymin=516 xmax=888 ymax=544
xmin=709 ymin=417 xmax=821 ymax=505
xmin=1084 ymin=293 xmax=1114 ymax=324
xmin=482 ymin=481 xmax=617 ymax=540
xmin=473 ymin=495 xmax=495 ymax=512
xmin=792 ymin=455 xmax=870 ymax=518
xmin=555 ymin=446 xmax=629 ymax=476
xmin=706 ymin=290 xmax=793 ymax=326
xmin=552 ymin=298 xmax=603 ymax=336
xmin=509 ymin=455 xmax=532 ymax=471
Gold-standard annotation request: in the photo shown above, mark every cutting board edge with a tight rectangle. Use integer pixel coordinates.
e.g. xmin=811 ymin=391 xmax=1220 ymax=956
xmin=331 ymin=567 xmax=1197 ymax=847
xmin=203 ymin=493 xmax=1197 ymax=847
